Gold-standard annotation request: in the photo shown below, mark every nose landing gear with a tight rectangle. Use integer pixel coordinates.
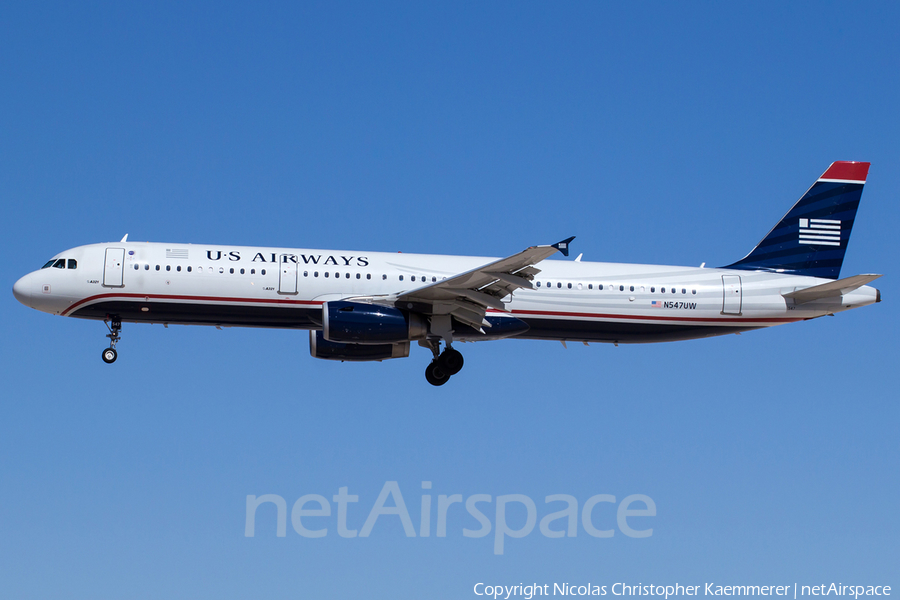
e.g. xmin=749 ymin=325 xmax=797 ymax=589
xmin=423 ymin=341 xmax=465 ymax=386
xmin=102 ymin=317 xmax=122 ymax=364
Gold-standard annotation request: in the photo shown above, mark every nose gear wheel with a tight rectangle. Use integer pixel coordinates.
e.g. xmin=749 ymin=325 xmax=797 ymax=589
xmin=102 ymin=316 xmax=122 ymax=364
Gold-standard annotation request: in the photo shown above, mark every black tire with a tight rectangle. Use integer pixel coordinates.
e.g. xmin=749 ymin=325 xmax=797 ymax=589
xmin=425 ymin=362 xmax=450 ymax=386
xmin=438 ymin=348 xmax=464 ymax=376
xmin=102 ymin=348 xmax=117 ymax=364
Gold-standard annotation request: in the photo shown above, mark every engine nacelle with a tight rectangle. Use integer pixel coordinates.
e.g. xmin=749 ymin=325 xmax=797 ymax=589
xmin=309 ymin=331 xmax=409 ymax=362
xmin=322 ymin=301 xmax=427 ymax=344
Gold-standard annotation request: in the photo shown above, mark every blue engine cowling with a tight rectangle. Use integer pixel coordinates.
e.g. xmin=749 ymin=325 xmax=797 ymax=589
xmin=323 ymin=301 xmax=427 ymax=344
xmin=309 ymin=331 xmax=409 ymax=362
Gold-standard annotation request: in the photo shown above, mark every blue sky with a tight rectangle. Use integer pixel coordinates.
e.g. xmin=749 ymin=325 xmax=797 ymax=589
xmin=1 ymin=2 xmax=898 ymax=598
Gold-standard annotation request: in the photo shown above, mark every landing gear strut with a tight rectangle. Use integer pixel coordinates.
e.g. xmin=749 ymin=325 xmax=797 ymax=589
xmin=423 ymin=340 xmax=465 ymax=386
xmin=102 ymin=316 xmax=122 ymax=364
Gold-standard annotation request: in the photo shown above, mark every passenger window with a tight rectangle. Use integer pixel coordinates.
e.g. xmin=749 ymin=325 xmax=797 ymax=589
xmin=346 ymin=273 xmax=350 ymax=279
xmin=588 ymin=284 xmax=592 ymax=289
xmin=144 ymin=264 xmax=149 ymax=270
xmin=682 ymin=288 xmax=686 ymax=294
xmin=661 ymin=287 xmax=666 ymax=293
xmin=324 ymin=272 xmax=329 ymax=278
xmin=671 ymin=288 xmax=676 ymax=294
xmin=630 ymin=285 xmax=634 ymax=292
xmin=219 ymin=267 xmax=224 ymax=273
xmin=367 ymin=274 xmax=372 ymax=280
xmin=251 ymin=269 xmax=256 ymax=275
xmin=314 ymin=271 xmax=319 ymax=277
xmin=619 ymin=285 xmax=624 ymax=291
xmin=557 ymin=282 xmax=562 ymax=288
xmin=692 ymin=289 xmax=697 ymax=294
xmin=240 ymin=268 xmax=245 ymax=274
xmin=177 ymin=266 xmax=182 ymax=272
xmin=599 ymin=284 xmax=603 ymax=290
xmin=567 ymin=283 xmax=572 ymax=289
xmin=382 ymin=274 xmax=387 ymax=280
xmin=356 ymin=273 xmax=360 ymax=279
xmin=651 ymin=287 xmax=655 ymax=293
xmin=411 ymin=276 xmax=416 ymax=282
xmin=187 ymin=266 xmax=192 ymax=273
xmin=261 ymin=269 xmax=266 ymax=275
xmin=303 ymin=271 xmax=308 ymax=277
xmin=536 ymin=282 xmax=541 ymax=288
xmin=133 ymin=264 xmax=139 ymax=270
xmin=67 ymin=259 xmax=77 ymax=269
xmin=399 ymin=275 xmax=404 ymax=281
xmin=229 ymin=268 xmax=234 ymax=274
xmin=432 ymin=277 xmax=437 ymax=282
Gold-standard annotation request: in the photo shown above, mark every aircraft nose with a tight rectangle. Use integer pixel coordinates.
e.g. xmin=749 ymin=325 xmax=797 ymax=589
xmin=12 ymin=274 xmax=33 ymax=307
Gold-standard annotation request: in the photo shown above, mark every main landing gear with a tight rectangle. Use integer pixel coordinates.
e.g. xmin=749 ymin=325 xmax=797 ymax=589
xmin=102 ymin=316 xmax=122 ymax=364
xmin=423 ymin=342 xmax=464 ymax=386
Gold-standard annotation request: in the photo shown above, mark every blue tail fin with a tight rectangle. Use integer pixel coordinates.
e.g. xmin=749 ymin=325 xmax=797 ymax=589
xmin=723 ymin=161 xmax=869 ymax=279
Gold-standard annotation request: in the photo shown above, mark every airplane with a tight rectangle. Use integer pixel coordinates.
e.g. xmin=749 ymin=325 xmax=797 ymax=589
xmin=13 ymin=161 xmax=881 ymax=386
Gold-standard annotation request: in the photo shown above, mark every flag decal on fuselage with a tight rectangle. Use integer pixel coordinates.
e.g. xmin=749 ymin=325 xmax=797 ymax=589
xmin=799 ymin=218 xmax=841 ymax=247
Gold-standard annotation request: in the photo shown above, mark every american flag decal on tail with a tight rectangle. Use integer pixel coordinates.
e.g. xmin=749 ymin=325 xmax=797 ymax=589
xmin=799 ymin=218 xmax=841 ymax=247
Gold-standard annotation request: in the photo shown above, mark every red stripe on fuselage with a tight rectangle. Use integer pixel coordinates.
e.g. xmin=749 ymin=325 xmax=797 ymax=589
xmin=62 ymin=292 xmax=322 ymax=317
xmin=503 ymin=308 xmax=800 ymax=324
xmin=64 ymin=292 xmax=799 ymax=326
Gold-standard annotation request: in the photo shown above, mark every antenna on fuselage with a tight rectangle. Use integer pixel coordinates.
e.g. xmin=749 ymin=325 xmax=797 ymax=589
xmin=120 ymin=234 xmax=129 ymax=242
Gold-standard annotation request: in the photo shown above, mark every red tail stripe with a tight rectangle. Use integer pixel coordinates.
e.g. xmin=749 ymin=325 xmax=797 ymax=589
xmin=820 ymin=161 xmax=869 ymax=182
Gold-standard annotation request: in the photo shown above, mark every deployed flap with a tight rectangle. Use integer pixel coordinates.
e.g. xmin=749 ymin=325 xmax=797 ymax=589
xmin=394 ymin=237 xmax=574 ymax=330
xmin=783 ymin=273 xmax=882 ymax=304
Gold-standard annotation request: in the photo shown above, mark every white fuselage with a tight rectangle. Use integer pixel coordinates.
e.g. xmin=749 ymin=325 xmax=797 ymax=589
xmin=12 ymin=241 xmax=879 ymax=344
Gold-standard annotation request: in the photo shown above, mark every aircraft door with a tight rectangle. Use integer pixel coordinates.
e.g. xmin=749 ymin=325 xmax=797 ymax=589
xmin=278 ymin=255 xmax=298 ymax=295
xmin=722 ymin=275 xmax=742 ymax=315
xmin=103 ymin=248 xmax=125 ymax=287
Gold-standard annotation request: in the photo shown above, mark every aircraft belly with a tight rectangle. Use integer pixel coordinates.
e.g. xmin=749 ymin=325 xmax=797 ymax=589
xmin=514 ymin=316 xmax=761 ymax=343
xmin=69 ymin=300 xmax=321 ymax=329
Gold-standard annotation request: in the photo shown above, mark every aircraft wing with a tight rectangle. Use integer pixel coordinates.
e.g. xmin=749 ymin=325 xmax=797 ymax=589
xmin=782 ymin=273 xmax=882 ymax=304
xmin=393 ymin=237 xmax=574 ymax=331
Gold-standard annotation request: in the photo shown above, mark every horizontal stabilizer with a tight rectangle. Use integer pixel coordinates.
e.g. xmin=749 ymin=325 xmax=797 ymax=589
xmin=782 ymin=274 xmax=882 ymax=304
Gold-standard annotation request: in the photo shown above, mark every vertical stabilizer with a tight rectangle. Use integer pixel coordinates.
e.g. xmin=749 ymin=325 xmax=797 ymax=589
xmin=724 ymin=161 xmax=869 ymax=279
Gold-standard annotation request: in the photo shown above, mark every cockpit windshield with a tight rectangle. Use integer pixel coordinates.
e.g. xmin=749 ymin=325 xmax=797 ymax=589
xmin=40 ymin=258 xmax=76 ymax=269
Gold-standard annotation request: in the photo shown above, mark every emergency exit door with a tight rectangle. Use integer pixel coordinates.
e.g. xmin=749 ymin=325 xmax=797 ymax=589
xmin=278 ymin=255 xmax=298 ymax=294
xmin=103 ymin=248 xmax=125 ymax=287
xmin=722 ymin=275 xmax=742 ymax=315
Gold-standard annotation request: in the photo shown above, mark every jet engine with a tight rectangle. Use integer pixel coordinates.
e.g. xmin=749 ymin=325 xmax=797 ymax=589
xmin=309 ymin=331 xmax=409 ymax=362
xmin=322 ymin=300 xmax=427 ymax=344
